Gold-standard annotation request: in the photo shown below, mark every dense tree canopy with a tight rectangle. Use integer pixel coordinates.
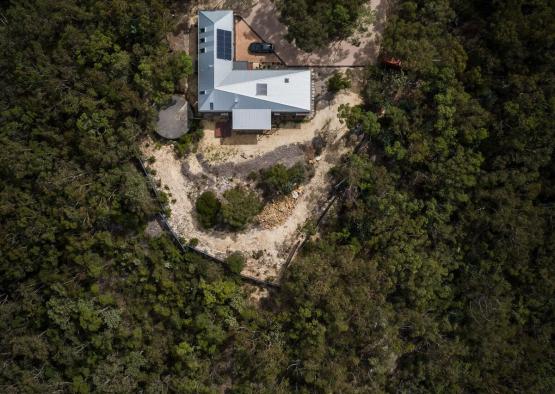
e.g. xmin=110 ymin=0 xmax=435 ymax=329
xmin=262 ymin=0 xmax=554 ymax=391
xmin=0 ymin=1 xmax=247 ymax=392
xmin=1 ymin=0 xmax=553 ymax=392
xmin=231 ymin=0 xmax=554 ymax=392
xmin=278 ymin=0 xmax=367 ymax=50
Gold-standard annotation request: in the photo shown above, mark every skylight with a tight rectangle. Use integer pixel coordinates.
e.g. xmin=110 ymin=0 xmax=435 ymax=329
xmin=256 ymin=83 xmax=267 ymax=96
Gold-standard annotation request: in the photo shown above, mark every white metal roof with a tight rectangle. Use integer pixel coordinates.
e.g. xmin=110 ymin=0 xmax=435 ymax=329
xmin=232 ymin=109 xmax=272 ymax=130
xmin=198 ymin=10 xmax=311 ymax=120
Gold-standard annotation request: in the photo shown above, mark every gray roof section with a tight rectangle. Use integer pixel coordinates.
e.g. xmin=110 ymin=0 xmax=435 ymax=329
xmin=219 ymin=69 xmax=306 ymax=85
xmin=198 ymin=11 xmax=234 ymax=108
xmin=198 ymin=10 xmax=311 ymax=115
xmin=232 ymin=109 xmax=272 ymax=130
xmin=202 ymin=10 xmax=231 ymax=23
xmin=155 ymin=95 xmax=189 ymax=139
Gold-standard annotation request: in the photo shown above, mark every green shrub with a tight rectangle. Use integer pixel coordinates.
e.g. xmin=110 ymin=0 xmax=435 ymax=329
xmin=327 ymin=71 xmax=351 ymax=93
xmin=174 ymin=124 xmax=203 ymax=158
xmin=226 ymin=252 xmax=246 ymax=274
xmin=258 ymin=162 xmax=307 ymax=199
xmin=221 ymin=187 xmax=262 ymax=231
xmin=278 ymin=0 xmax=365 ymax=51
xmin=195 ymin=191 xmax=221 ymax=228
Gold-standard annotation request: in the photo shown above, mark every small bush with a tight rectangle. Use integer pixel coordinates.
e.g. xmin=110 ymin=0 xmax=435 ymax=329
xmin=226 ymin=252 xmax=245 ymax=274
xmin=221 ymin=186 xmax=262 ymax=231
xmin=258 ymin=162 xmax=307 ymax=199
xmin=247 ymin=171 xmax=258 ymax=182
xmin=312 ymin=135 xmax=326 ymax=156
xmin=195 ymin=191 xmax=221 ymax=228
xmin=327 ymin=71 xmax=351 ymax=93
xmin=174 ymin=127 xmax=203 ymax=158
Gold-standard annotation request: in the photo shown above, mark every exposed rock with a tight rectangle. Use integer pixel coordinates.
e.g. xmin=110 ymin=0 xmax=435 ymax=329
xmin=257 ymin=196 xmax=296 ymax=229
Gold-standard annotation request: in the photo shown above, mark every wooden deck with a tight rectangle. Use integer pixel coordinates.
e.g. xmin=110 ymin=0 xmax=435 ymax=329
xmin=215 ymin=120 xmax=232 ymax=138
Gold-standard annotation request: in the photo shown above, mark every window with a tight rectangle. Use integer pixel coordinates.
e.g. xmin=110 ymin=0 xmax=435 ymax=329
xmin=284 ymin=78 xmax=289 ymax=83
xmin=256 ymin=83 xmax=267 ymax=96
xmin=200 ymin=37 xmax=205 ymax=43
xmin=210 ymin=102 xmax=214 ymax=110
xmin=200 ymin=48 xmax=205 ymax=53
xmin=200 ymin=27 xmax=205 ymax=33
xmin=200 ymin=90 xmax=206 ymax=95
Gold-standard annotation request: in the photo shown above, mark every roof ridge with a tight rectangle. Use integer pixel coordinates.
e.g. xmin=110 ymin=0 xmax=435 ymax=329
xmin=200 ymin=10 xmax=232 ymax=24
xmin=213 ymin=88 xmax=308 ymax=112
xmin=218 ymin=69 xmax=308 ymax=87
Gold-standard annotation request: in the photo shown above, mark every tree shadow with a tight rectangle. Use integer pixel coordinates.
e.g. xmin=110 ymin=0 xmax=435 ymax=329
xmin=220 ymin=132 xmax=259 ymax=145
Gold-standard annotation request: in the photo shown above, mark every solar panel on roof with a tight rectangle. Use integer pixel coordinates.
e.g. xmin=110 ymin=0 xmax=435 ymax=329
xmin=216 ymin=29 xmax=224 ymax=58
xmin=216 ymin=29 xmax=232 ymax=60
xmin=225 ymin=30 xmax=232 ymax=59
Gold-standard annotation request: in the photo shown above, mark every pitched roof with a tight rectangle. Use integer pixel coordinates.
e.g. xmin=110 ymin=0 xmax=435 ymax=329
xmin=232 ymin=108 xmax=271 ymax=130
xmin=198 ymin=10 xmax=311 ymax=117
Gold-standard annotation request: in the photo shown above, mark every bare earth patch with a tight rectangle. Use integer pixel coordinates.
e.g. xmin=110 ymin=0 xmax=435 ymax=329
xmin=244 ymin=0 xmax=388 ymax=66
xmin=141 ymin=91 xmax=361 ymax=281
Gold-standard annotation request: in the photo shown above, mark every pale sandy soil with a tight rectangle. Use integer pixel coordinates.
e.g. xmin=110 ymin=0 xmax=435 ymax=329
xmin=235 ymin=18 xmax=281 ymax=64
xmin=142 ymin=91 xmax=361 ymax=281
xmin=244 ymin=0 xmax=388 ymax=66
xmin=198 ymin=91 xmax=361 ymax=165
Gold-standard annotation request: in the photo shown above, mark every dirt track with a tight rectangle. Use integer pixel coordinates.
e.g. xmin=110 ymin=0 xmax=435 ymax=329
xmin=243 ymin=0 xmax=388 ymax=66
xmin=149 ymin=1 xmax=381 ymax=280
xmin=142 ymin=91 xmax=362 ymax=281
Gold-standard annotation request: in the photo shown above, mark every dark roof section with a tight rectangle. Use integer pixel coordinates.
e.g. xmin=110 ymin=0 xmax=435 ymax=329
xmin=216 ymin=29 xmax=232 ymax=60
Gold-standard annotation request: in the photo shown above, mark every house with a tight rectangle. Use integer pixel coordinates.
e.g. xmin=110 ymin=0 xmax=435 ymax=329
xmin=197 ymin=10 xmax=312 ymax=131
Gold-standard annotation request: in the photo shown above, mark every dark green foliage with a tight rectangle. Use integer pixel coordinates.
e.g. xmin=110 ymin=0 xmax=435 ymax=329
xmin=220 ymin=186 xmax=262 ymax=231
xmin=228 ymin=0 xmax=554 ymax=392
xmin=1 ymin=0 xmax=553 ymax=392
xmin=278 ymin=0 xmax=366 ymax=50
xmin=0 ymin=1 xmax=241 ymax=392
xmin=257 ymin=162 xmax=308 ymax=199
xmin=272 ymin=0 xmax=552 ymax=391
xmin=174 ymin=120 xmax=203 ymax=158
xmin=327 ymin=71 xmax=352 ymax=93
xmin=195 ymin=191 xmax=221 ymax=228
xmin=226 ymin=252 xmax=246 ymax=274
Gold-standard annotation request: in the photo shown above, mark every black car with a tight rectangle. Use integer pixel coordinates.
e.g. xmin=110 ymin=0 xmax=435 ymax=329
xmin=248 ymin=42 xmax=274 ymax=54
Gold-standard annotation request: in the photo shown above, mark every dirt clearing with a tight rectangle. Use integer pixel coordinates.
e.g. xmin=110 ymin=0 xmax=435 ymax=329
xmin=141 ymin=91 xmax=361 ymax=281
xmin=244 ymin=0 xmax=388 ymax=66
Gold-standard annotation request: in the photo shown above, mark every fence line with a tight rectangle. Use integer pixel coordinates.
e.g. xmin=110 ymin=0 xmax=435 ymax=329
xmin=136 ymin=132 xmax=369 ymax=288
xmin=135 ymin=155 xmax=280 ymax=290
xmin=278 ymin=133 xmax=370 ymax=278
